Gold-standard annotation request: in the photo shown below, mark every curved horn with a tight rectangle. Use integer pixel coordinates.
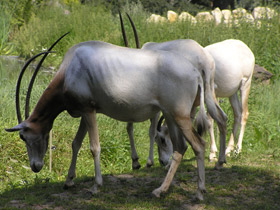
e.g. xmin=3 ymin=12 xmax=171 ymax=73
xmin=157 ymin=116 xmax=165 ymax=132
xmin=119 ymin=11 xmax=129 ymax=47
xmin=126 ymin=13 xmax=140 ymax=49
xmin=15 ymin=51 xmax=55 ymax=124
xmin=25 ymin=32 xmax=69 ymax=120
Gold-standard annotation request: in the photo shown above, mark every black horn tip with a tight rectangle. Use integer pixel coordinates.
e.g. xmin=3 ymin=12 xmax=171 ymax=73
xmin=125 ymin=13 xmax=140 ymax=49
xmin=119 ymin=11 xmax=129 ymax=48
xmin=157 ymin=116 xmax=165 ymax=131
xmin=5 ymin=123 xmax=25 ymax=132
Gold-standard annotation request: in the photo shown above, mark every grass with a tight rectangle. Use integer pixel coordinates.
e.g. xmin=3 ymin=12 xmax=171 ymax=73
xmin=9 ymin=3 xmax=280 ymax=77
xmin=1 ymin=2 xmax=280 ymax=209
xmin=0 ymin=3 xmax=14 ymax=55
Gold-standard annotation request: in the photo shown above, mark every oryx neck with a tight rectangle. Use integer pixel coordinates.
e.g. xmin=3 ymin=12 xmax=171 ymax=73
xmin=27 ymin=72 xmax=66 ymax=131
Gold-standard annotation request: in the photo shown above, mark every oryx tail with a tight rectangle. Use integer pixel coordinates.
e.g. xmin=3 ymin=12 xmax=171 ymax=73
xmin=195 ymin=76 xmax=210 ymax=136
xmin=204 ymin=89 xmax=227 ymax=127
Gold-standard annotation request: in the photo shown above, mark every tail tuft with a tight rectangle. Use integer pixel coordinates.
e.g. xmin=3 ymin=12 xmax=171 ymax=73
xmin=195 ymin=108 xmax=210 ymax=136
xmin=195 ymin=75 xmax=210 ymax=136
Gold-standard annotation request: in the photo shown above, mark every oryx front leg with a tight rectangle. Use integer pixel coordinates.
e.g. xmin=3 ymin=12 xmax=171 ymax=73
xmin=146 ymin=113 xmax=160 ymax=168
xmin=83 ymin=110 xmax=102 ymax=195
xmin=226 ymin=93 xmax=242 ymax=155
xmin=152 ymin=118 xmax=187 ymax=197
xmin=64 ymin=118 xmax=87 ymax=189
xmin=127 ymin=122 xmax=141 ymax=170
xmin=152 ymin=151 xmax=183 ymax=197
xmin=236 ymin=78 xmax=251 ymax=154
xmin=177 ymin=117 xmax=206 ymax=201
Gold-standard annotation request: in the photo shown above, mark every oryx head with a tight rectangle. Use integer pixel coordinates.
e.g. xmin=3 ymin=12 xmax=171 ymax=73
xmin=155 ymin=116 xmax=173 ymax=167
xmin=5 ymin=32 xmax=69 ymax=172
xmin=7 ymin=121 xmax=50 ymax=172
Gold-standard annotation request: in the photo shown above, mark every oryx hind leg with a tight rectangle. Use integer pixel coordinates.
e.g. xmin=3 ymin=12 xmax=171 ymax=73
xmin=213 ymin=104 xmax=227 ymax=169
xmin=127 ymin=122 xmax=141 ymax=170
xmin=226 ymin=92 xmax=242 ymax=155
xmin=205 ymin=86 xmax=227 ymax=169
xmin=64 ymin=118 xmax=87 ymax=189
xmin=208 ymin=76 xmax=219 ymax=162
xmin=236 ymin=78 xmax=252 ymax=154
xmin=176 ymin=116 xmax=206 ymax=200
xmin=83 ymin=110 xmax=102 ymax=194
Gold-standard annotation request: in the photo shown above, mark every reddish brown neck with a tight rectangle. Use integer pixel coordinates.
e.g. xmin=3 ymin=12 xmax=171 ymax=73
xmin=27 ymin=72 xmax=66 ymax=133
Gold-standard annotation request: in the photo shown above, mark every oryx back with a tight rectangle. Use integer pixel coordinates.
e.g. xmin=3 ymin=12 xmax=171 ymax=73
xmin=62 ymin=41 xmax=200 ymax=122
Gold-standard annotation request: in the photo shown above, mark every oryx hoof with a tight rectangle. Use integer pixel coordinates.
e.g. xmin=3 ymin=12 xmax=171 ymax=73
xmin=226 ymin=146 xmax=234 ymax=156
xmin=132 ymin=161 xmax=141 ymax=170
xmin=209 ymin=153 xmax=217 ymax=162
xmin=196 ymin=189 xmax=206 ymax=201
xmin=63 ymin=180 xmax=75 ymax=189
xmin=86 ymin=184 xmax=99 ymax=195
xmin=146 ymin=160 xmax=154 ymax=168
xmin=226 ymin=150 xmax=232 ymax=157
xmin=152 ymin=188 xmax=162 ymax=198
xmin=234 ymin=148 xmax=241 ymax=155
xmin=214 ymin=161 xmax=224 ymax=170
xmin=164 ymin=161 xmax=171 ymax=170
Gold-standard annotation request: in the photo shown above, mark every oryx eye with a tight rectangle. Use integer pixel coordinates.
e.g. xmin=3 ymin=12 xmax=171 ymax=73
xmin=20 ymin=134 xmax=26 ymax=142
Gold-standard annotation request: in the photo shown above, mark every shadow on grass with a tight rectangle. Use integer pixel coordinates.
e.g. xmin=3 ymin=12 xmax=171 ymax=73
xmin=1 ymin=159 xmax=280 ymax=210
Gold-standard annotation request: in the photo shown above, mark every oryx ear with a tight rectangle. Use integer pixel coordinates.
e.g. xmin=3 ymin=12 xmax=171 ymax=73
xmin=5 ymin=123 xmax=25 ymax=132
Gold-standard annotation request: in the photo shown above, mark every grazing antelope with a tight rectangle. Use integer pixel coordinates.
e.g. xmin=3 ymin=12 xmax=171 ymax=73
xmin=6 ymin=33 xmax=209 ymax=200
xmin=205 ymin=39 xmax=255 ymax=155
xmin=120 ymin=13 xmax=227 ymax=169
xmin=151 ymin=39 xmax=255 ymax=162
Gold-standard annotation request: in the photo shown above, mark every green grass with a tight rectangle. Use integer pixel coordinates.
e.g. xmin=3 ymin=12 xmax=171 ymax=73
xmin=1 ymin=2 xmax=280 ymax=209
xmin=0 ymin=3 xmax=14 ymax=55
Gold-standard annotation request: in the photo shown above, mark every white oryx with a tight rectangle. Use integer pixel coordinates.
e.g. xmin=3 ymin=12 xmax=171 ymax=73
xmin=154 ymin=39 xmax=255 ymax=160
xmin=205 ymin=39 xmax=255 ymax=155
xmin=121 ymin=13 xmax=227 ymax=169
xmin=6 ymin=33 xmax=208 ymax=200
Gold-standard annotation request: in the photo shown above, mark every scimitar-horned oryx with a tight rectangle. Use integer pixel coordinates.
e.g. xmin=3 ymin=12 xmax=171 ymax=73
xmin=205 ymin=39 xmax=255 ymax=155
xmin=150 ymin=39 xmax=255 ymax=162
xmin=120 ymin=13 xmax=227 ymax=169
xmin=6 ymin=33 xmax=209 ymax=200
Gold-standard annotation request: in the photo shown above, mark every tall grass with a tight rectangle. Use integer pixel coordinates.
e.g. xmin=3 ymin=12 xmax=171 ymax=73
xmin=0 ymin=3 xmax=14 ymax=55
xmin=11 ymin=2 xmax=280 ymax=78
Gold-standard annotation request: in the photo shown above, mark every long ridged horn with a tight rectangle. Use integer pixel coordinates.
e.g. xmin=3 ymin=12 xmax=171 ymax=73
xmin=126 ymin=13 xmax=140 ymax=49
xmin=157 ymin=116 xmax=165 ymax=132
xmin=15 ymin=51 xmax=55 ymax=124
xmin=25 ymin=32 xmax=69 ymax=120
xmin=119 ymin=11 xmax=129 ymax=47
